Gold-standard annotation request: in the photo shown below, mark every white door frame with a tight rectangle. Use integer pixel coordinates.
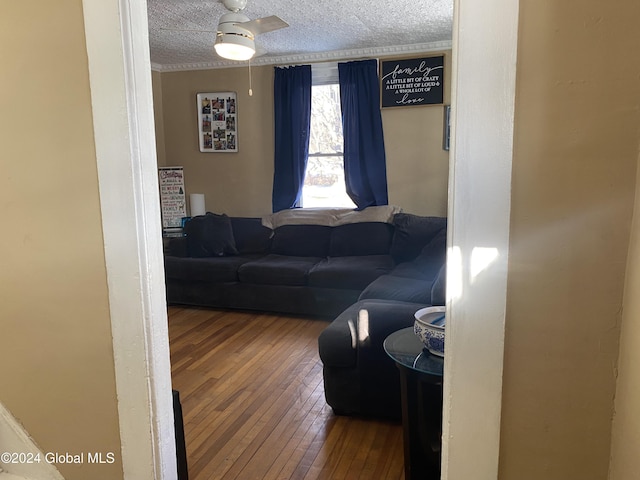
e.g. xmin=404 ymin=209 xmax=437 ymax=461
xmin=83 ymin=0 xmax=177 ymax=478
xmin=442 ymin=0 xmax=519 ymax=478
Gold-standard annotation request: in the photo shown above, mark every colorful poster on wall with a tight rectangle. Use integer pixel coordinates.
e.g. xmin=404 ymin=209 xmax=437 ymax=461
xmin=197 ymin=92 xmax=238 ymax=152
xmin=158 ymin=166 xmax=186 ymax=230
xmin=380 ymin=55 xmax=444 ymax=108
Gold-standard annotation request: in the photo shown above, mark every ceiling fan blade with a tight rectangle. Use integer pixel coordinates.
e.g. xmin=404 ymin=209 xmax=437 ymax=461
xmin=241 ymin=15 xmax=288 ymax=36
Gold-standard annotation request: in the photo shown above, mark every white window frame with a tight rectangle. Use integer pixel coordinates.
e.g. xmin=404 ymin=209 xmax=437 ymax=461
xmin=302 ymin=63 xmax=354 ymax=209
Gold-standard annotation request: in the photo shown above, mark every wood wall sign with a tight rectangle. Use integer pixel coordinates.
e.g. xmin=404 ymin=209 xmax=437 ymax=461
xmin=380 ymin=55 xmax=444 ymax=108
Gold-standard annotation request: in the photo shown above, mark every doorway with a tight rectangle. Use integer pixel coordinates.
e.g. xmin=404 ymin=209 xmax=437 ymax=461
xmin=86 ymin=1 xmax=520 ymax=478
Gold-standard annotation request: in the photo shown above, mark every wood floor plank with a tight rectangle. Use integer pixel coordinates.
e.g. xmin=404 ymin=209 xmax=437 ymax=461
xmin=261 ymin=384 xmax=329 ymax=480
xmin=168 ymin=306 xmax=405 ymax=479
xmin=232 ymin=362 xmax=327 ymax=478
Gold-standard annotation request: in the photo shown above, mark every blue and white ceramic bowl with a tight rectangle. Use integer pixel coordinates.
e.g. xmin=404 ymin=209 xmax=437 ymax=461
xmin=414 ymin=306 xmax=446 ymax=357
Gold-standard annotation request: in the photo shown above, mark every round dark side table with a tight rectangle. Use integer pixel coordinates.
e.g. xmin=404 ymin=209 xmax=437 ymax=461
xmin=384 ymin=327 xmax=444 ymax=480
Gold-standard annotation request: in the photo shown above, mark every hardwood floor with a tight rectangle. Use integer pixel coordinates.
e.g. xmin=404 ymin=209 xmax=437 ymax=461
xmin=168 ymin=306 xmax=405 ymax=480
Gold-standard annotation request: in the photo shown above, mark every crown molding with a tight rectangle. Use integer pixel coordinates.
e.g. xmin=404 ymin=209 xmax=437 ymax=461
xmin=150 ymin=40 xmax=452 ymax=72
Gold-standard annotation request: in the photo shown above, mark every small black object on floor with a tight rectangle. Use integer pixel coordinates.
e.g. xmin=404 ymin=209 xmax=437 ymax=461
xmin=173 ymin=389 xmax=189 ymax=480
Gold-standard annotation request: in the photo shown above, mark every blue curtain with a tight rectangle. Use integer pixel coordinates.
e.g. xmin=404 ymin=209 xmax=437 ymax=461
xmin=338 ymin=59 xmax=388 ymax=209
xmin=272 ymin=65 xmax=312 ymax=212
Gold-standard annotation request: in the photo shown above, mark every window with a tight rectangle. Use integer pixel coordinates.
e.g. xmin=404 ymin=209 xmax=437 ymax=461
xmin=301 ymin=68 xmax=355 ymax=209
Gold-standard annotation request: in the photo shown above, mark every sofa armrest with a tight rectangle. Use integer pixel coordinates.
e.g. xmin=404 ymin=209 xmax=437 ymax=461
xmin=318 ymin=299 xmax=429 ymax=418
xmin=353 ymin=299 xmax=427 ymax=358
xmin=319 ymin=299 xmax=427 ymax=369
xmin=163 ymin=236 xmax=189 ymax=257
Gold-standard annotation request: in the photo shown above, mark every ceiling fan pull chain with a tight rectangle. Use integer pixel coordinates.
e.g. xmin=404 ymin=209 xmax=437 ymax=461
xmin=248 ymin=59 xmax=253 ymax=96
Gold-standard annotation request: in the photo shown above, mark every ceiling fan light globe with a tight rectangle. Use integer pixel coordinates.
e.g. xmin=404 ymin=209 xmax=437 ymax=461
xmin=214 ymin=34 xmax=255 ymax=61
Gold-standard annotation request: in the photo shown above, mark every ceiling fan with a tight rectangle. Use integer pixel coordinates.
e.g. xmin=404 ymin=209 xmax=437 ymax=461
xmin=214 ymin=0 xmax=288 ymax=61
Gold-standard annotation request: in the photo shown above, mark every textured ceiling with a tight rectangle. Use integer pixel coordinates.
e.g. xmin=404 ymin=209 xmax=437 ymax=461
xmin=147 ymin=0 xmax=453 ymax=71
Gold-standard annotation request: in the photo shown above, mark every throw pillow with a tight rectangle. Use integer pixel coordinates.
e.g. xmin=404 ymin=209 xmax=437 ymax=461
xmin=185 ymin=213 xmax=238 ymax=257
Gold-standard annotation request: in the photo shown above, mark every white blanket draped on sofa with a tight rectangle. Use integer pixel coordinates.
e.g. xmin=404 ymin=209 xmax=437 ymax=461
xmin=262 ymin=205 xmax=403 ymax=229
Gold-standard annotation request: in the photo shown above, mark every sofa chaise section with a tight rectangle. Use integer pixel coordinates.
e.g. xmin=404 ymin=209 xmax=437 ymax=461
xmin=317 ymin=214 xmax=447 ymax=419
xmin=318 ymin=264 xmax=446 ymax=419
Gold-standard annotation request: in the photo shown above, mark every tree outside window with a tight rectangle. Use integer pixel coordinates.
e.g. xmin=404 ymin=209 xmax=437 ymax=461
xmin=301 ymin=84 xmax=355 ymax=208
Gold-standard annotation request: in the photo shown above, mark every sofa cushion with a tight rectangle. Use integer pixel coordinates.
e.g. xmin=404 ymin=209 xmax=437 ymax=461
xmin=359 ymin=274 xmax=434 ymax=304
xmin=184 ymin=213 xmax=238 ymax=257
xmin=230 ymin=217 xmax=272 ymax=254
xmin=389 ymin=261 xmax=431 ymax=280
xmin=309 ymin=255 xmax=395 ymax=290
xmin=329 ymin=222 xmax=394 ymax=257
xmin=164 ymin=255 xmax=260 ymax=283
xmin=414 ymin=228 xmax=447 ymax=262
xmin=390 ymin=213 xmax=446 ymax=263
xmin=237 ymin=254 xmax=323 ymax=286
xmin=431 ymin=264 xmax=446 ymax=306
xmin=390 ymin=229 xmax=447 ymax=280
xmin=271 ymin=225 xmax=332 ymax=257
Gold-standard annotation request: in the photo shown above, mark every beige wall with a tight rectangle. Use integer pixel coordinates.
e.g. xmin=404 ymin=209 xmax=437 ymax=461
xmin=0 ymin=2 xmax=123 ymax=479
xmin=152 ymin=70 xmax=167 ymax=167
xmin=499 ymin=1 xmax=640 ymax=479
xmin=158 ymin=65 xmax=275 ymax=217
xmin=154 ymin=53 xmax=450 ymax=217
xmin=383 ymin=53 xmax=451 ymax=216
xmin=609 ymin=154 xmax=640 ymax=477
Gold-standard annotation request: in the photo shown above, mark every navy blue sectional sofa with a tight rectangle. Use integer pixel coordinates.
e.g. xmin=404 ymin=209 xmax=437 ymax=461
xmin=164 ymin=211 xmax=445 ymax=317
xmin=164 ymin=208 xmax=446 ymax=419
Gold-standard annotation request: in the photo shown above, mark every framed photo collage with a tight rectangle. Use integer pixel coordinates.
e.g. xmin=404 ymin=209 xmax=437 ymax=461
xmin=197 ymin=92 xmax=238 ymax=152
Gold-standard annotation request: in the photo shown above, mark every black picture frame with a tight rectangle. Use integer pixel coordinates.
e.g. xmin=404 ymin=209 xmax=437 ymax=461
xmin=380 ymin=55 xmax=445 ymax=108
